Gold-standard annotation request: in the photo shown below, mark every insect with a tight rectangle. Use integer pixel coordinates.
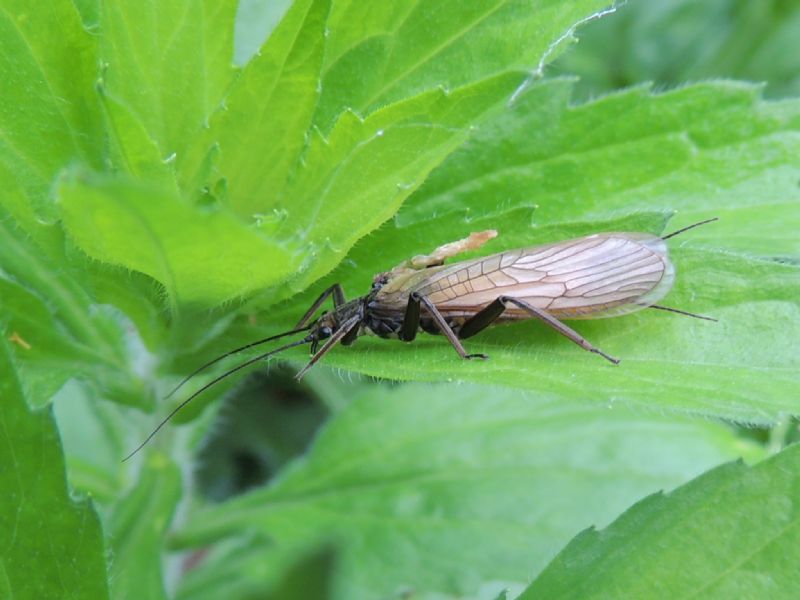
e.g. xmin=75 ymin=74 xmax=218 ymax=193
xmin=123 ymin=217 xmax=716 ymax=460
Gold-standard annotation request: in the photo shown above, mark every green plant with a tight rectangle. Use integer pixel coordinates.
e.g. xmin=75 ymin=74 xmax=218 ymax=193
xmin=1 ymin=1 xmax=798 ymax=599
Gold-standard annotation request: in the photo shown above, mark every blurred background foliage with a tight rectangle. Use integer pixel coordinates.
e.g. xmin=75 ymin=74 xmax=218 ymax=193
xmin=552 ymin=0 xmax=800 ymax=100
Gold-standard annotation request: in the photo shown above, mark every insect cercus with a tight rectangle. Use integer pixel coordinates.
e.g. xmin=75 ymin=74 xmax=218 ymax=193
xmin=124 ymin=217 xmax=716 ymax=460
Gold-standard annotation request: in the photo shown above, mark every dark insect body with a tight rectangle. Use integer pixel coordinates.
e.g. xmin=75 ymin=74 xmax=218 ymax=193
xmin=123 ymin=218 xmax=716 ymax=461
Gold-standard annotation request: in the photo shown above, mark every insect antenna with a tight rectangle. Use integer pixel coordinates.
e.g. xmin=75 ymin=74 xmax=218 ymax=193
xmin=122 ymin=335 xmax=312 ymax=462
xmin=661 ymin=217 xmax=718 ymax=240
xmin=163 ymin=325 xmax=313 ymax=400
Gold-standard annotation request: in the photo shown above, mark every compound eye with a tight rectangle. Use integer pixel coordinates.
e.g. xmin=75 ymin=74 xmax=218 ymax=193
xmin=319 ymin=326 xmax=333 ymax=339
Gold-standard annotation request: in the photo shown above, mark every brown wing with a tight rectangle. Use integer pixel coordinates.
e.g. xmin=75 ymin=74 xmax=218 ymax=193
xmin=411 ymin=232 xmax=674 ymax=319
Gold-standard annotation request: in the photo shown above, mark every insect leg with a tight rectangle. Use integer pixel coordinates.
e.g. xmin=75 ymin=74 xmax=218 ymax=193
xmin=295 ymin=314 xmax=361 ymax=380
xmin=294 ymin=283 xmax=346 ymax=329
xmin=466 ymin=297 xmax=620 ymax=364
xmin=456 ymin=299 xmax=507 ymax=339
xmin=341 ymin=321 xmax=361 ymax=346
xmin=399 ymin=292 xmax=421 ymax=342
xmin=409 ymin=292 xmax=488 ymax=360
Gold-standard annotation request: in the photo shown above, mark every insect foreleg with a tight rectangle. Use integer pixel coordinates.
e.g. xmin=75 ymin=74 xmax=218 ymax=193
xmin=482 ymin=296 xmax=620 ymax=365
xmin=406 ymin=292 xmax=488 ymax=360
xmin=295 ymin=314 xmax=361 ymax=380
xmin=341 ymin=322 xmax=361 ymax=346
xmin=295 ymin=283 xmax=346 ymax=329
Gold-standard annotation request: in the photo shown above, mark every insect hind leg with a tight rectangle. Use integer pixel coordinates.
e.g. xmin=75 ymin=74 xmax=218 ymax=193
xmin=455 ymin=298 xmax=507 ymax=340
xmin=461 ymin=296 xmax=620 ymax=365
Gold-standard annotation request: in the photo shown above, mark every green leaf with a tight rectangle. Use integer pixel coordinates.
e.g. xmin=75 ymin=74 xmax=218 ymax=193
xmin=0 ymin=337 xmax=109 ymax=600
xmin=71 ymin=0 xmax=99 ymax=28
xmin=57 ymin=170 xmax=300 ymax=305
xmin=0 ymin=2 xmax=150 ymax=407
xmin=314 ymin=0 xmax=613 ymax=131
xmin=177 ymin=538 xmax=336 ymax=600
xmin=179 ymin=0 xmax=329 ymax=218
xmin=522 ymin=442 xmax=800 ymax=599
xmin=401 ymin=79 xmax=799 ymax=251
xmin=0 ymin=2 xmax=150 ymax=408
xmin=99 ymin=0 xmax=238 ymax=164
xmin=171 ymin=384 xmax=762 ymax=600
xmin=98 ymin=89 xmax=179 ymax=188
xmin=61 ymin=45 xmax=529 ymax=314
xmin=261 ymin=546 xmax=336 ymax=600
xmin=261 ymin=71 xmax=525 ymax=304
xmin=0 ymin=209 xmax=145 ymax=408
xmin=0 ymin=0 xmax=102 ymax=248
xmin=0 ymin=278 xmax=104 ymax=400
xmin=53 ymin=381 xmax=128 ymax=503
xmin=86 ymin=264 xmax=170 ymax=351
xmin=106 ymin=453 xmax=182 ymax=600
xmin=252 ymin=79 xmax=800 ymax=424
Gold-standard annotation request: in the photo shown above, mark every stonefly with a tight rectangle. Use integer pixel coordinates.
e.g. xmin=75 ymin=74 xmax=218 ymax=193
xmin=123 ymin=217 xmax=716 ymax=460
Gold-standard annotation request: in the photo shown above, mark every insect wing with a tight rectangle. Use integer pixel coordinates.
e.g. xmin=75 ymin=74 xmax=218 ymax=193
xmin=413 ymin=233 xmax=674 ymax=319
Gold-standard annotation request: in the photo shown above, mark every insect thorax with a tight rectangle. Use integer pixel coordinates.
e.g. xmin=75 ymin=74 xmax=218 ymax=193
xmin=364 ymin=281 xmax=465 ymax=339
xmin=362 ymin=282 xmax=403 ymax=338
